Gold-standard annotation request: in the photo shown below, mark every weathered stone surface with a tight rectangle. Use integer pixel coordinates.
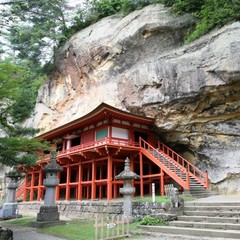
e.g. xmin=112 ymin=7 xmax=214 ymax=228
xmin=25 ymin=4 xmax=240 ymax=193
xmin=0 ymin=227 xmax=13 ymax=240
xmin=18 ymin=201 xmax=167 ymax=220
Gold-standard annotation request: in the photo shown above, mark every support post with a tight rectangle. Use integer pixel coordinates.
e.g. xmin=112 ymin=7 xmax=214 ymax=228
xmin=66 ymin=164 xmax=70 ymax=200
xmin=92 ymin=160 xmax=96 ymax=200
xmin=77 ymin=162 xmax=82 ymax=200
xmin=23 ymin=174 xmax=28 ymax=201
xmin=160 ymin=169 xmax=164 ymax=196
xmin=140 ymin=153 xmax=143 ymax=197
xmin=29 ymin=172 xmax=35 ymax=201
xmin=107 ymin=156 xmax=113 ymax=201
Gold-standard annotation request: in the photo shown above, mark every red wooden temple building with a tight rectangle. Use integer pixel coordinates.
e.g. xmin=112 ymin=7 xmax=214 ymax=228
xmin=17 ymin=103 xmax=208 ymax=202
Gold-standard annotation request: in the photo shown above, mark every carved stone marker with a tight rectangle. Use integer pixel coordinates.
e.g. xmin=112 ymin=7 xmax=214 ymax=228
xmin=170 ymin=187 xmax=184 ymax=208
xmin=115 ymin=157 xmax=139 ymax=220
xmin=31 ymin=151 xmax=65 ymax=227
xmin=0 ymin=172 xmax=22 ymax=220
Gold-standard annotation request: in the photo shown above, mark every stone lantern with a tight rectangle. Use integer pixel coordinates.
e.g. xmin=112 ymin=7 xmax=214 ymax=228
xmin=115 ymin=157 xmax=139 ymax=220
xmin=0 ymin=171 xmax=22 ymax=219
xmin=31 ymin=151 xmax=65 ymax=227
xmin=42 ymin=151 xmax=63 ymax=206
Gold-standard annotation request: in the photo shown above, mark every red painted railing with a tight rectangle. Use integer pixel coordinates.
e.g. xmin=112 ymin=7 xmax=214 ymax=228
xmin=158 ymin=141 xmax=208 ymax=188
xmin=58 ymin=137 xmax=138 ymax=155
xmin=15 ymin=179 xmax=30 ymax=200
xmin=139 ymin=138 xmax=190 ymax=190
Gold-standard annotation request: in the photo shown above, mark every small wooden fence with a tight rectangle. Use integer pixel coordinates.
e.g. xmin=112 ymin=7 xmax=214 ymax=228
xmin=94 ymin=215 xmax=130 ymax=240
xmin=164 ymin=184 xmax=174 ymax=196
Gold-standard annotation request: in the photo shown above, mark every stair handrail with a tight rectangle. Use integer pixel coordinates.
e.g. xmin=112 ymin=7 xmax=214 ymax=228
xmin=139 ymin=137 xmax=190 ymax=189
xmin=16 ymin=179 xmax=30 ymax=200
xmin=158 ymin=141 xmax=208 ymax=188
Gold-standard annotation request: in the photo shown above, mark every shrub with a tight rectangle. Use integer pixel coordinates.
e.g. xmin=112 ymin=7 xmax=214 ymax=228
xmin=139 ymin=216 xmax=167 ymax=225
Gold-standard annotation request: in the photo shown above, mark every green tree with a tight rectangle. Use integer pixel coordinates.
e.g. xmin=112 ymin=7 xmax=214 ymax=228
xmin=0 ymin=60 xmax=49 ymax=167
xmin=1 ymin=0 xmax=69 ymax=67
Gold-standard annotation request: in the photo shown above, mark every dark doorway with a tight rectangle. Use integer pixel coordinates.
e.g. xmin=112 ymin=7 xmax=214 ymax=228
xmin=134 ymin=132 xmax=148 ymax=142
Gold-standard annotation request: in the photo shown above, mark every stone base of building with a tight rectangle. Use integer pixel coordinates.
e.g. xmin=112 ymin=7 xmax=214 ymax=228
xmin=31 ymin=205 xmax=66 ymax=228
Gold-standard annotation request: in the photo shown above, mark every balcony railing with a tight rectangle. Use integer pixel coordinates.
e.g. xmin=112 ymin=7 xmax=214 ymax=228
xmin=38 ymin=137 xmax=139 ymax=162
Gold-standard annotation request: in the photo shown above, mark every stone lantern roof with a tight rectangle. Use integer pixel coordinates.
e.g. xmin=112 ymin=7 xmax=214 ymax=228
xmin=115 ymin=157 xmax=140 ymax=180
xmin=43 ymin=151 xmax=63 ymax=173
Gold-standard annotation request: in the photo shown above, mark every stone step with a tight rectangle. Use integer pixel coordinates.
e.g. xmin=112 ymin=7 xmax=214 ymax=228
xmin=185 ymin=202 xmax=240 ymax=206
xmin=184 ymin=206 xmax=240 ymax=212
xmin=139 ymin=225 xmax=240 ymax=239
xmin=169 ymin=220 xmax=240 ymax=230
xmin=178 ymin=215 xmax=240 ymax=224
xmin=184 ymin=210 xmax=240 ymax=217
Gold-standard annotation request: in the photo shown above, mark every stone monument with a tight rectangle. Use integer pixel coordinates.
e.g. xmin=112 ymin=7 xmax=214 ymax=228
xmin=170 ymin=187 xmax=184 ymax=208
xmin=115 ymin=157 xmax=139 ymax=220
xmin=31 ymin=151 xmax=65 ymax=227
xmin=0 ymin=171 xmax=22 ymax=220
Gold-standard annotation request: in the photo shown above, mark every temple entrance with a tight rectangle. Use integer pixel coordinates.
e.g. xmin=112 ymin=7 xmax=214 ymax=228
xmin=134 ymin=132 xmax=148 ymax=143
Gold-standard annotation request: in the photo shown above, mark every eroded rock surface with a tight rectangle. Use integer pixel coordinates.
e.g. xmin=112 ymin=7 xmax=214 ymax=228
xmin=25 ymin=4 xmax=240 ymax=193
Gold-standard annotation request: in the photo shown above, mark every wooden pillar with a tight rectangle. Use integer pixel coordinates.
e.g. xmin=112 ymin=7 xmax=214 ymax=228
xmin=149 ymin=164 xmax=152 ymax=195
xmin=91 ymin=160 xmax=96 ymax=200
xmin=99 ymin=165 xmax=103 ymax=199
xmin=56 ymin=172 xmax=60 ymax=200
xmin=87 ymin=164 xmax=90 ymax=199
xmin=62 ymin=140 xmax=66 ymax=152
xmin=129 ymin=155 xmax=135 ymax=198
xmin=77 ymin=161 xmax=82 ymax=200
xmin=109 ymin=125 xmax=112 ymax=141
xmin=107 ymin=156 xmax=113 ymax=201
xmin=66 ymin=164 xmax=71 ymax=200
xmin=29 ymin=172 xmax=35 ymax=201
xmin=140 ymin=153 xmax=144 ymax=197
xmin=113 ymin=161 xmax=117 ymax=199
xmin=37 ymin=170 xmax=43 ymax=201
xmin=23 ymin=173 xmax=28 ymax=201
xmin=160 ymin=168 xmax=164 ymax=195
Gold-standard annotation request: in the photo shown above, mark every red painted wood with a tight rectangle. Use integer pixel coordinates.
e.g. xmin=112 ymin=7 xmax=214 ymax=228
xmin=107 ymin=155 xmax=112 ymax=201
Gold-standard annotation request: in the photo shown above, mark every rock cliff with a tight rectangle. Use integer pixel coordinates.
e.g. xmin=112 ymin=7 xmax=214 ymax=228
xmin=25 ymin=4 xmax=240 ymax=194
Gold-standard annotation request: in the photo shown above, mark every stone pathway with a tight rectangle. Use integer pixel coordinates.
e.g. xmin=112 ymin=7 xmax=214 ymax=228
xmin=1 ymin=224 xmax=67 ymax=240
xmin=130 ymin=232 xmax=238 ymax=240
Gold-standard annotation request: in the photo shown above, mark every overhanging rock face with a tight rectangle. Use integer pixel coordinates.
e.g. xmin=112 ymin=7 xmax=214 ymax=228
xmin=25 ymin=4 xmax=240 ymax=193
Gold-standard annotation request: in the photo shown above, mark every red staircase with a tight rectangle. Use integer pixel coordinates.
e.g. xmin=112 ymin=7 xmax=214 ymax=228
xmin=15 ymin=179 xmax=31 ymax=200
xmin=139 ymin=138 xmax=208 ymax=191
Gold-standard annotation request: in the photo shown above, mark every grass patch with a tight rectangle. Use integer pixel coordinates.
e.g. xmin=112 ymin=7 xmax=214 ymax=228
xmin=133 ymin=195 xmax=170 ymax=203
xmin=41 ymin=219 xmax=95 ymax=240
xmin=4 ymin=216 xmax=36 ymax=226
xmin=5 ymin=217 xmax=143 ymax=240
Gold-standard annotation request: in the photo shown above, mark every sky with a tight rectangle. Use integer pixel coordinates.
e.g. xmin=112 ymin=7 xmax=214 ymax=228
xmin=68 ymin=0 xmax=84 ymax=7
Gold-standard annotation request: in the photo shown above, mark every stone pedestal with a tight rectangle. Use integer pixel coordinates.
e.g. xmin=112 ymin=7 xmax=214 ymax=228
xmin=0 ymin=203 xmax=18 ymax=218
xmin=116 ymin=157 xmax=140 ymax=220
xmin=0 ymin=172 xmax=22 ymax=220
xmin=31 ymin=151 xmax=65 ymax=228
xmin=31 ymin=206 xmax=65 ymax=228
